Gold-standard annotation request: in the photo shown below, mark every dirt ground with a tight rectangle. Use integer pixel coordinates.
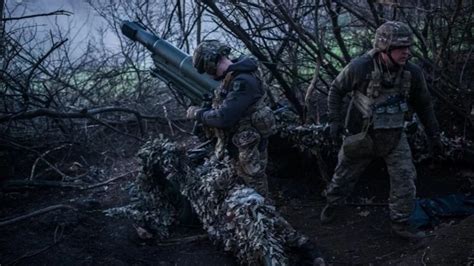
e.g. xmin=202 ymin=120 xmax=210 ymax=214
xmin=1 ymin=140 xmax=473 ymax=265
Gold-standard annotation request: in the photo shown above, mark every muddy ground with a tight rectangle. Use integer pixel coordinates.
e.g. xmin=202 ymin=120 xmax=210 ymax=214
xmin=1 ymin=137 xmax=473 ymax=265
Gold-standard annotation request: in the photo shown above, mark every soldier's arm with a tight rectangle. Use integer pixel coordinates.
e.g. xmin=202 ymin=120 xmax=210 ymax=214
xmin=409 ymin=67 xmax=440 ymax=138
xmin=196 ymin=75 xmax=262 ymax=129
xmin=328 ymin=64 xmax=355 ymax=125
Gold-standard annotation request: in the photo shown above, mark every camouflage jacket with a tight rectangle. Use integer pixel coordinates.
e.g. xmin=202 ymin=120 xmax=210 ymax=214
xmin=328 ymin=50 xmax=440 ymax=138
xmin=196 ymin=57 xmax=265 ymax=130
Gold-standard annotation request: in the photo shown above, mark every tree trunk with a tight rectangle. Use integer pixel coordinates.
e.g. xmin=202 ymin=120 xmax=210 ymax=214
xmin=0 ymin=0 xmax=5 ymax=67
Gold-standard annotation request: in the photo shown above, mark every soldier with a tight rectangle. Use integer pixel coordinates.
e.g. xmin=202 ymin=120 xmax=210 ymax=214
xmin=186 ymin=40 xmax=276 ymax=197
xmin=320 ymin=21 xmax=443 ymax=239
xmin=187 ymin=40 xmax=326 ymax=265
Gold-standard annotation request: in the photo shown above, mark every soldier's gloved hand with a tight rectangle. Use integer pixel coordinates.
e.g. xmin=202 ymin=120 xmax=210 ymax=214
xmin=430 ymin=135 xmax=444 ymax=157
xmin=186 ymin=106 xmax=202 ymax=120
xmin=330 ymin=122 xmax=343 ymax=146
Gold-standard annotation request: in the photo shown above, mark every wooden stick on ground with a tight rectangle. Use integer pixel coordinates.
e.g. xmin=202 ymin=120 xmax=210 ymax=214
xmin=156 ymin=234 xmax=208 ymax=246
xmin=3 ymin=170 xmax=138 ymax=191
xmin=347 ymin=203 xmax=388 ymax=207
xmin=2 ymin=179 xmax=84 ymax=189
xmin=0 ymin=204 xmax=77 ymax=227
xmin=29 ymin=143 xmax=71 ymax=180
xmin=80 ymin=170 xmax=138 ymax=190
xmin=6 ymin=224 xmax=65 ymax=266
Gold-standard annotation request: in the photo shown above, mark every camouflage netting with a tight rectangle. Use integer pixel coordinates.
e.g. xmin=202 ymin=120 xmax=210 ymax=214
xmin=278 ymin=123 xmax=329 ymax=153
xmin=278 ymin=122 xmax=473 ymax=163
xmin=407 ymin=130 xmax=474 ymax=163
xmin=104 ymin=120 xmax=472 ymax=264
xmin=103 ymin=135 xmax=180 ymax=239
xmin=183 ymin=157 xmax=289 ymax=265
xmin=108 ymin=135 xmax=314 ymax=265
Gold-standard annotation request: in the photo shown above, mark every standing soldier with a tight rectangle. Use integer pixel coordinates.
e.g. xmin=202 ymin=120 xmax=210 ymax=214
xmin=321 ymin=21 xmax=443 ymax=239
xmin=186 ymin=40 xmax=276 ymax=197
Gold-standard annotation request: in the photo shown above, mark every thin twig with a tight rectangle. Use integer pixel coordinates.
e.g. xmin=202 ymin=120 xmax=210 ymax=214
xmin=80 ymin=170 xmax=138 ymax=190
xmin=85 ymin=113 xmax=143 ymax=142
xmin=293 ymin=202 xmax=388 ymax=208
xmin=53 ymin=224 xmax=65 ymax=243
xmin=0 ymin=204 xmax=77 ymax=227
xmin=4 ymin=171 xmax=137 ymax=191
xmin=2 ymin=10 xmax=73 ymax=21
xmin=169 ymin=121 xmax=190 ymax=134
xmin=6 ymin=225 xmax=64 ymax=266
xmin=2 ymin=179 xmax=85 ymax=189
xmin=191 ymin=139 xmax=214 ymax=150
xmin=156 ymin=234 xmax=208 ymax=246
xmin=0 ymin=106 xmax=170 ymax=123
xmin=26 ymin=39 xmax=68 ymax=86
xmin=421 ymin=250 xmax=428 ymax=266
xmin=375 ymin=249 xmax=401 ymax=260
xmin=303 ymin=60 xmax=321 ymax=124
xmin=7 ymin=241 xmax=59 ymax=266
xmin=30 ymin=144 xmax=71 ymax=180
xmin=0 ymin=138 xmax=70 ymax=180
xmin=163 ymin=105 xmax=175 ymax=136
xmin=347 ymin=203 xmax=388 ymax=207
xmin=459 ymin=46 xmax=473 ymax=86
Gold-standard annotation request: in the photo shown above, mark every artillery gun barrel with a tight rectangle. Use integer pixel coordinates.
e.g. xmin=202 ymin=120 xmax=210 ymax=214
xmin=121 ymin=21 xmax=219 ymax=103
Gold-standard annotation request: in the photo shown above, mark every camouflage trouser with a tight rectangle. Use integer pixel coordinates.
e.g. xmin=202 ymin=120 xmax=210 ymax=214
xmin=232 ymin=129 xmax=269 ymax=197
xmin=325 ymin=131 xmax=416 ymax=223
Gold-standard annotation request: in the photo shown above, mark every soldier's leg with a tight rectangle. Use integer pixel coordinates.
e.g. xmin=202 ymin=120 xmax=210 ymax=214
xmin=325 ymin=148 xmax=373 ymax=205
xmin=235 ymin=134 xmax=269 ymax=197
xmin=384 ymin=132 xmax=416 ymax=223
xmin=256 ymin=138 xmax=269 ymax=195
xmin=241 ymin=171 xmax=268 ymax=197
xmin=275 ymin=215 xmax=325 ymax=265
xmin=259 ymin=138 xmax=268 ymax=172
xmin=242 ymin=141 xmax=269 ymax=197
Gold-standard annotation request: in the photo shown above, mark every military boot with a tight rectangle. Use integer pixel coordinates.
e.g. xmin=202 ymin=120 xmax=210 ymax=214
xmin=391 ymin=222 xmax=426 ymax=240
xmin=320 ymin=204 xmax=339 ymax=224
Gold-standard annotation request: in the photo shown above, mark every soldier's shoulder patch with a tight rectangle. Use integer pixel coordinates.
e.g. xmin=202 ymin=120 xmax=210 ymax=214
xmin=231 ymin=80 xmax=245 ymax=92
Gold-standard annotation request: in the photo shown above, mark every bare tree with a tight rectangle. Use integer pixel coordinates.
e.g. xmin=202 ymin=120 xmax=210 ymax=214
xmin=192 ymin=0 xmax=472 ymax=132
xmin=1 ymin=0 xmax=472 ymax=181
xmin=0 ymin=0 xmax=5 ymax=64
xmin=0 ymin=1 xmax=189 ymax=180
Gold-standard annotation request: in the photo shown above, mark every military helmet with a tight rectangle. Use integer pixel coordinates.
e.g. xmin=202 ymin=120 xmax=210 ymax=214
xmin=373 ymin=21 xmax=413 ymax=52
xmin=192 ymin=40 xmax=231 ymax=75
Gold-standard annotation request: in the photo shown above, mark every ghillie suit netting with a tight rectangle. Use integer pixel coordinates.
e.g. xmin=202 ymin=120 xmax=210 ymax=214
xmin=103 ymin=138 xmax=178 ymax=239
xmin=277 ymin=123 xmax=333 ymax=182
xmin=104 ymin=119 xmax=472 ymax=264
xmin=107 ymin=135 xmax=313 ymax=265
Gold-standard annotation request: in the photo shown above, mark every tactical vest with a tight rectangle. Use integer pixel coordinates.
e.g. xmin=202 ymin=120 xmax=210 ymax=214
xmin=351 ymin=59 xmax=411 ymax=130
xmin=212 ymin=71 xmax=276 ymax=159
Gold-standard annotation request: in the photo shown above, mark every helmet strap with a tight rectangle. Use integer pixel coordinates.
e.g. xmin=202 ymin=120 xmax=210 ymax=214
xmin=205 ymin=53 xmax=219 ymax=76
xmin=383 ymin=50 xmax=401 ymax=69
xmin=388 ymin=52 xmax=398 ymax=66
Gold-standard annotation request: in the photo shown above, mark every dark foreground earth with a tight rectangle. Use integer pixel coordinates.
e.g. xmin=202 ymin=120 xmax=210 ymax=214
xmin=1 ymin=149 xmax=473 ymax=265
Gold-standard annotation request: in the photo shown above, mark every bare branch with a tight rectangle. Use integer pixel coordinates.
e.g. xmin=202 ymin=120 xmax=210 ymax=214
xmin=2 ymin=10 xmax=72 ymax=21
xmin=0 ymin=204 xmax=77 ymax=227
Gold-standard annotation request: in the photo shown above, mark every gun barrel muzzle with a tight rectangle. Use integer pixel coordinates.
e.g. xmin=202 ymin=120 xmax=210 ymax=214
xmin=121 ymin=21 xmax=145 ymax=42
xmin=120 ymin=20 xmax=219 ymax=104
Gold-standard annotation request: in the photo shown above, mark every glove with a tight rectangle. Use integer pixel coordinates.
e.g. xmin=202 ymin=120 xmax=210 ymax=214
xmin=330 ymin=122 xmax=343 ymax=146
xmin=430 ymin=135 xmax=444 ymax=157
xmin=186 ymin=106 xmax=202 ymax=120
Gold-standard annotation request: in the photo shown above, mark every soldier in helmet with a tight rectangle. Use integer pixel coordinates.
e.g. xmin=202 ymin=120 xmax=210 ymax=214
xmin=188 ymin=40 xmax=326 ymax=265
xmin=320 ymin=21 xmax=443 ymax=239
xmin=186 ymin=40 xmax=276 ymax=197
